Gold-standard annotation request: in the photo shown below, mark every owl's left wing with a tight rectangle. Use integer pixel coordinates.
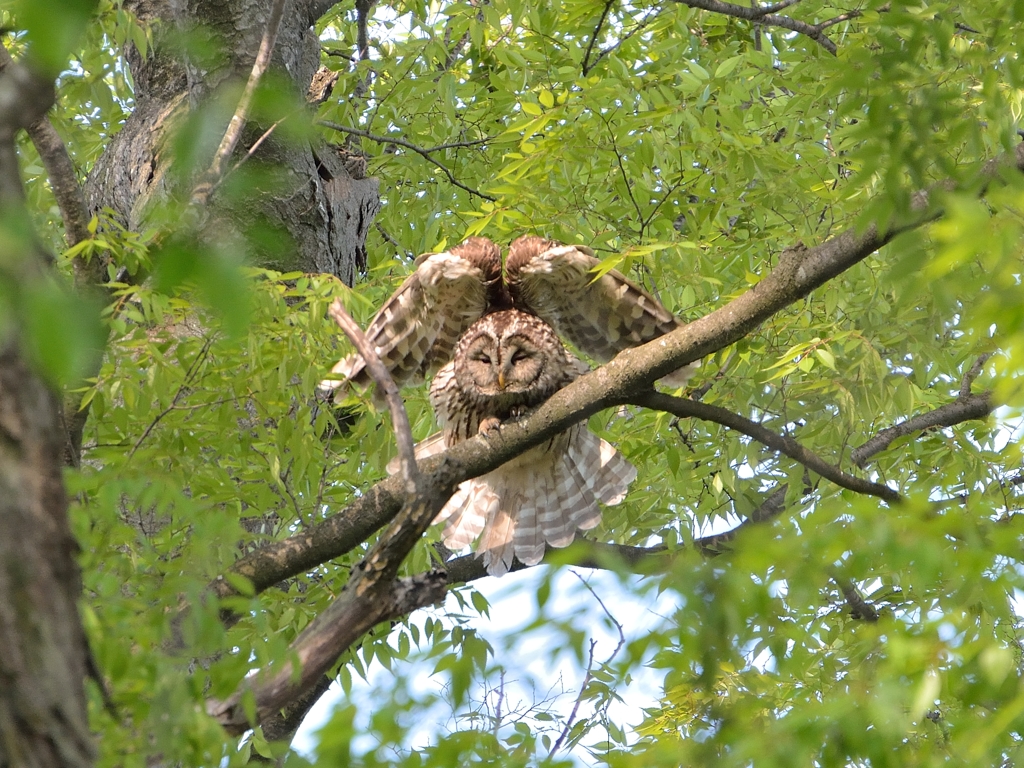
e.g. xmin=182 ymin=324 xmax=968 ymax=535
xmin=506 ymin=235 xmax=696 ymax=385
xmin=320 ymin=237 xmax=501 ymax=397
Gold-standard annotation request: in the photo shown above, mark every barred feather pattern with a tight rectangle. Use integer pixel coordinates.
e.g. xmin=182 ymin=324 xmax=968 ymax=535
xmin=319 ymin=237 xmax=501 ymax=398
xmin=420 ymin=311 xmax=638 ymax=576
xmin=320 ymin=234 xmax=698 ymax=402
xmin=506 ymin=235 xmax=698 ymax=386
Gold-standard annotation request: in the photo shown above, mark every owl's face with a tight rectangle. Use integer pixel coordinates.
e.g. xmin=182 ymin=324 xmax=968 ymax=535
xmin=453 ymin=310 xmax=565 ymax=406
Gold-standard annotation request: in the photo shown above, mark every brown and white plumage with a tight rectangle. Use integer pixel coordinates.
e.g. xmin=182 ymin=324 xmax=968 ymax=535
xmin=321 ymin=234 xmax=696 ymax=398
xmin=324 ymin=233 xmax=692 ymax=574
xmin=421 ymin=310 xmax=637 ymax=576
xmin=320 ymin=237 xmax=502 ymax=397
xmin=505 ymin=235 xmax=698 ymax=386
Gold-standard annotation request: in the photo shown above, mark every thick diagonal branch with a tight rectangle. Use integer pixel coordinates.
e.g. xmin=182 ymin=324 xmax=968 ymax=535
xmin=204 ymin=143 xmax=1024 ymax=616
xmin=208 ymin=483 xmax=453 ymax=731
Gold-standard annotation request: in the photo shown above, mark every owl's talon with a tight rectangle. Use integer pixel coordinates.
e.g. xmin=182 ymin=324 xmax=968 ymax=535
xmin=478 ymin=417 xmax=502 ymax=436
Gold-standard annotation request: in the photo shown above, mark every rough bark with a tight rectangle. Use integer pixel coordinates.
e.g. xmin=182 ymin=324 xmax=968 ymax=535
xmin=0 ymin=342 xmax=94 ymax=768
xmin=0 ymin=46 xmax=94 ymax=768
xmin=85 ymin=0 xmax=378 ymax=282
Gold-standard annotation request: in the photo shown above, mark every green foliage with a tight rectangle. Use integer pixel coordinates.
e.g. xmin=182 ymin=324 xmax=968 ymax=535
xmin=7 ymin=0 xmax=1024 ymax=765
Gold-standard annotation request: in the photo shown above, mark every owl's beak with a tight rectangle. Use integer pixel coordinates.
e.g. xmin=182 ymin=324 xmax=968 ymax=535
xmin=497 ymin=370 xmax=506 ymax=390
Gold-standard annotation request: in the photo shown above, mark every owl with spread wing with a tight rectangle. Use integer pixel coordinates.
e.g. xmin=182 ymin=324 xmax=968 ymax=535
xmin=322 ymin=235 xmax=695 ymax=576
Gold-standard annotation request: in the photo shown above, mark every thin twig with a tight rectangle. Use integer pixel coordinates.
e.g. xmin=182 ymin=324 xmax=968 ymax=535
xmin=492 ymin=670 xmax=505 ymax=736
xmin=128 ymin=339 xmax=213 ymax=459
xmin=190 ymin=0 xmax=288 ymax=207
xmin=693 ymin=486 xmax=789 ymax=555
xmin=317 ymin=120 xmax=496 ymax=201
xmin=960 ymin=351 xmax=993 ymax=399
xmin=321 ymin=47 xmax=356 ymax=62
xmin=581 ymin=0 xmax=615 ymax=76
xmin=551 ymin=639 xmax=597 ymax=755
xmin=599 ymin=114 xmax=644 ymax=227
xmin=584 ymin=7 xmax=665 ymax=76
xmin=222 ymin=112 xmax=294 ymax=182
xmin=328 ymin=298 xmax=419 ymax=493
xmin=576 ymin=573 xmax=626 ymax=658
xmin=551 ymin=573 xmax=626 ymax=756
xmin=760 ymin=0 xmax=804 ymax=12
xmin=374 ymin=222 xmax=414 ymax=258
xmin=817 ymin=11 xmax=863 ymax=30
xmin=424 ymin=136 xmax=495 ymax=152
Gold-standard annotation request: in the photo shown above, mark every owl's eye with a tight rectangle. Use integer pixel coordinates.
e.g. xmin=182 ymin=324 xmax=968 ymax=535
xmin=510 ymin=350 xmax=529 ymax=364
xmin=474 ymin=352 xmax=492 ymax=365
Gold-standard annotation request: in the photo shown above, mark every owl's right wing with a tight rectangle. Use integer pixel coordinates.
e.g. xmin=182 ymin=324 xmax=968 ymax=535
xmin=320 ymin=237 xmax=502 ymax=397
xmin=505 ymin=236 xmax=697 ymax=385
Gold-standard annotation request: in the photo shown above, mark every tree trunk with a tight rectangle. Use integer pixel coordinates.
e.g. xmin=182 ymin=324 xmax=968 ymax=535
xmin=85 ymin=0 xmax=378 ymax=282
xmin=69 ymin=1 xmax=379 ymax=755
xmin=0 ymin=342 xmax=94 ymax=768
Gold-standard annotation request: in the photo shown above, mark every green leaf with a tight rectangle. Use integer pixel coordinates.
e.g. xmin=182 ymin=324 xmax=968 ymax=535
xmin=22 ymin=279 xmax=105 ymax=387
xmin=13 ymin=0 xmax=100 ymax=74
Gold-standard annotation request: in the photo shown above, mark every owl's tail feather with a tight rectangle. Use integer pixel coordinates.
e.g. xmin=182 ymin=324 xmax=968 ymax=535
xmin=385 ymin=432 xmax=446 ymax=479
xmin=568 ymin=429 xmax=638 ymax=508
xmin=514 ymin=472 xmax=549 ymax=566
xmin=426 ymin=429 xmax=637 ymax=578
xmin=520 ymin=429 xmax=637 ymax=562
xmin=659 ymin=360 xmax=700 ymax=389
xmin=442 ymin=481 xmax=497 ymax=550
xmin=539 ymin=459 xmax=589 ymax=548
xmin=480 ymin=499 xmax=518 ymax=577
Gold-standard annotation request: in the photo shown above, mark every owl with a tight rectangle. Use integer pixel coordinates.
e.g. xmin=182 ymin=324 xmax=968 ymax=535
xmin=322 ymin=234 xmax=695 ymax=575
xmin=403 ymin=309 xmax=638 ymax=576
xmin=320 ymin=235 xmax=696 ymax=399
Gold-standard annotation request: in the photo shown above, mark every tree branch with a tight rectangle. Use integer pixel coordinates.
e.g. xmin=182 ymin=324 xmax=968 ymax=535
xmin=204 ymin=140 xmax=1024 ymax=615
xmin=195 ymin=143 xmax=1024 ymax=731
xmin=693 ymin=485 xmax=789 ymax=555
xmin=583 ymin=7 xmax=665 ymax=76
xmin=328 ymin=298 xmax=419 ymax=493
xmin=671 ymin=0 xmax=842 ymax=55
xmin=0 ymin=48 xmax=56 ymax=206
xmin=581 ymin=0 xmax=615 ymax=76
xmin=317 ymin=120 xmax=497 ymax=201
xmin=1 ymin=44 xmax=109 ymax=468
xmin=257 ymin=673 xmax=334 ymax=746
xmin=960 ymin=351 xmax=993 ymax=399
xmin=0 ymin=45 xmax=95 ymax=260
xmin=691 ymin=381 xmax=998 ymax=551
xmin=850 ymin=391 xmax=994 ymax=468
xmin=208 ymin=569 xmax=448 ymax=733
xmin=355 ymin=0 xmax=374 ymax=62
xmin=830 ymin=570 xmax=879 ymax=622
xmin=760 ymin=0 xmax=805 ymax=13
xmin=634 ymin=391 xmax=901 ymax=503
xmin=190 ymin=0 xmax=288 ymax=207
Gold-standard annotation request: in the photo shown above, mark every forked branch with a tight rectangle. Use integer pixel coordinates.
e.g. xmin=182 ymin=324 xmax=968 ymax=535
xmin=202 ymin=142 xmax=1024 ymax=732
